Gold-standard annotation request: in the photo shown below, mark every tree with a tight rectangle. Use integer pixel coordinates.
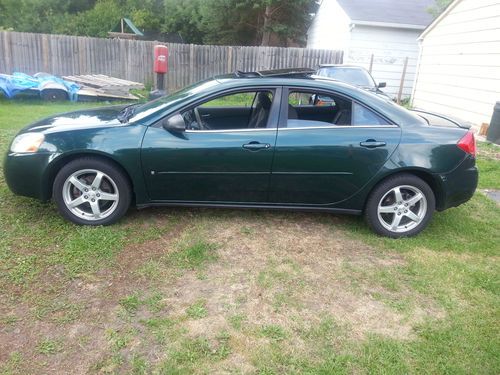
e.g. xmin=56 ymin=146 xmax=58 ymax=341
xmin=260 ymin=0 xmax=314 ymax=46
xmin=0 ymin=0 xmax=313 ymax=46
xmin=198 ymin=0 xmax=262 ymax=45
xmin=427 ymin=0 xmax=453 ymax=17
xmin=196 ymin=0 xmax=314 ymax=46
xmin=163 ymin=0 xmax=204 ymax=44
xmin=0 ymin=0 xmax=71 ymax=33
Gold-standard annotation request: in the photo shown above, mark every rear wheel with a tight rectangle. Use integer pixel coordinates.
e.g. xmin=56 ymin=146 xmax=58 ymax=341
xmin=53 ymin=158 xmax=131 ymax=225
xmin=365 ymin=174 xmax=435 ymax=238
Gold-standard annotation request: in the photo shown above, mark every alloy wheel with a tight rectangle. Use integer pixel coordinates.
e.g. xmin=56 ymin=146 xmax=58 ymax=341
xmin=377 ymin=185 xmax=427 ymax=233
xmin=62 ymin=169 xmax=119 ymax=221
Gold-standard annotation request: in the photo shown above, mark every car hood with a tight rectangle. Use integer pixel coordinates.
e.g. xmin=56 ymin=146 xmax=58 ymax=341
xmin=20 ymin=105 xmax=127 ymax=134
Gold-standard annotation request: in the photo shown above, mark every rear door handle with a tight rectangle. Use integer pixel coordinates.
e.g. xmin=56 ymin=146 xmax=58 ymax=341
xmin=242 ymin=141 xmax=271 ymax=151
xmin=360 ymin=140 xmax=386 ymax=148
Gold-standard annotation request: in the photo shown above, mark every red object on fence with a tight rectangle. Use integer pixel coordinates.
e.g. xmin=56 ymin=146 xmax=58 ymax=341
xmin=154 ymin=45 xmax=168 ymax=73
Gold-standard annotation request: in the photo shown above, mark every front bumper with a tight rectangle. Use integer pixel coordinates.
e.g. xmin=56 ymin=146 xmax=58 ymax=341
xmin=436 ymin=155 xmax=478 ymax=211
xmin=3 ymin=152 xmax=54 ymax=201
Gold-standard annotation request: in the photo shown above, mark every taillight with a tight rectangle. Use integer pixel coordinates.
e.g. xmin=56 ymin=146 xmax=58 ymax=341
xmin=457 ymin=131 xmax=476 ymax=157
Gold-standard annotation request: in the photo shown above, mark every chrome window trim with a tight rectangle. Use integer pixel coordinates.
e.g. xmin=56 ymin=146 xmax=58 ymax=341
xmin=185 ymin=124 xmax=398 ymax=133
xmin=278 ymin=125 xmax=399 ymax=131
xmin=185 ymin=128 xmax=277 ymax=133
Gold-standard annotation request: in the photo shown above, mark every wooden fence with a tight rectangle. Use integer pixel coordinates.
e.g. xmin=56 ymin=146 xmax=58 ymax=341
xmin=0 ymin=31 xmax=343 ymax=92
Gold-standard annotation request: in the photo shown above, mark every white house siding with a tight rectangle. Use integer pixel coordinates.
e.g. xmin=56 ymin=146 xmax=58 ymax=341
xmin=347 ymin=25 xmax=421 ymax=99
xmin=412 ymin=0 xmax=500 ymax=128
xmin=307 ymin=0 xmax=352 ymax=50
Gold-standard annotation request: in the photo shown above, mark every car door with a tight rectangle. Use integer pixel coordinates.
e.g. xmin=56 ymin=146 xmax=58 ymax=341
xmin=141 ymin=88 xmax=280 ymax=203
xmin=268 ymin=87 xmax=401 ymax=205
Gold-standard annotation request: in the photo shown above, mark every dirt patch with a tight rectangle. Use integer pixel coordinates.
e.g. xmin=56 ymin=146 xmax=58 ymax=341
xmin=160 ymin=213 xmax=441 ymax=343
xmin=0 ymin=209 xmax=445 ymax=374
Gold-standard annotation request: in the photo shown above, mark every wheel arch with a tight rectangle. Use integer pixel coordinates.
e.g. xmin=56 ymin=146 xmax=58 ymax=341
xmin=43 ymin=151 xmax=136 ymax=201
xmin=364 ymin=168 xmax=443 ymax=212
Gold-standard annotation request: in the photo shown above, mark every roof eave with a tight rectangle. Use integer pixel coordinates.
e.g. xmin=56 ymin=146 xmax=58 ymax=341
xmin=418 ymin=0 xmax=461 ymax=40
xmin=352 ymin=20 xmax=427 ymax=30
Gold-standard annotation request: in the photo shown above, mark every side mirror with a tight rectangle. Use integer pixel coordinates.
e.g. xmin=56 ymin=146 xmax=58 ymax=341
xmin=378 ymin=82 xmax=387 ymax=88
xmin=162 ymin=114 xmax=186 ymax=132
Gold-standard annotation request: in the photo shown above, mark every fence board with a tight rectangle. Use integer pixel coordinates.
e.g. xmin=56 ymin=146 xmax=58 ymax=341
xmin=0 ymin=31 xmax=343 ymax=92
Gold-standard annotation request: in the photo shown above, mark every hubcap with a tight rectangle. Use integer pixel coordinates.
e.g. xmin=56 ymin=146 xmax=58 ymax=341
xmin=62 ymin=169 xmax=119 ymax=221
xmin=377 ymin=185 xmax=427 ymax=233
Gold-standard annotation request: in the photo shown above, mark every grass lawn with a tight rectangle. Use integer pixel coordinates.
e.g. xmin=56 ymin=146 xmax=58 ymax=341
xmin=0 ymin=99 xmax=499 ymax=374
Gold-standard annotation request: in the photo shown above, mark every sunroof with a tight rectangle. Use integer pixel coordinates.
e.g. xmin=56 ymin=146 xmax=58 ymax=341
xmin=235 ymin=68 xmax=315 ymax=78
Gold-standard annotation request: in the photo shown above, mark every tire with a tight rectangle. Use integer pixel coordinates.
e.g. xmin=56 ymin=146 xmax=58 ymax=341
xmin=53 ymin=157 xmax=131 ymax=225
xmin=365 ymin=174 xmax=435 ymax=238
xmin=40 ymin=89 xmax=68 ymax=101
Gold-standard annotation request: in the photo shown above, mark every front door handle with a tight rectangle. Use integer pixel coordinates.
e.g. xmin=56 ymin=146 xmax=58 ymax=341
xmin=360 ymin=140 xmax=386 ymax=148
xmin=242 ymin=141 xmax=271 ymax=151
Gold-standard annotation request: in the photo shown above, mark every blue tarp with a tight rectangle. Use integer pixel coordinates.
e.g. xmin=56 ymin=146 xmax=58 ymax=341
xmin=0 ymin=72 xmax=80 ymax=101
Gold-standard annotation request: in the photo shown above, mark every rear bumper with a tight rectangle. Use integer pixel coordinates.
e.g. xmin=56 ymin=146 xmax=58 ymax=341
xmin=436 ymin=155 xmax=478 ymax=211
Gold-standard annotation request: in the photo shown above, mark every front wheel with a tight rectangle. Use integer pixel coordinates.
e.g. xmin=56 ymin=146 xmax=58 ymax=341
xmin=365 ymin=174 xmax=435 ymax=238
xmin=53 ymin=158 xmax=131 ymax=225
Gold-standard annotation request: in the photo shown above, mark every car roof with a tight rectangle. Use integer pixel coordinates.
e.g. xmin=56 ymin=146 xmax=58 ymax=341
xmin=212 ymin=74 xmax=422 ymax=127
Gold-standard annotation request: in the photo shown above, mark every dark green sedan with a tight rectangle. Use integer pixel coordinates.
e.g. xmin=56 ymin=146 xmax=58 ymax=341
xmin=3 ymin=70 xmax=478 ymax=237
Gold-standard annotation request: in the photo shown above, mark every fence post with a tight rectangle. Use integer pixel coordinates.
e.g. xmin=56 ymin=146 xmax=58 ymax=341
xmin=397 ymin=57 xmax=408 ymax=105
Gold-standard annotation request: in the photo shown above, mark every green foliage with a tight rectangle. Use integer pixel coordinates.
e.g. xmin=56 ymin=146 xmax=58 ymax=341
xmin=0 ymin=0 xmax=314 ymax=46
xmin=0 ymin=0 xmax=69 ymax=33
xmin=195 ymin=0 xmax=315 ymax=46
xmin=427 ymin=0 xmax=453 ymax=17
xmin=163 ymin=0 xmax=204 ymax=44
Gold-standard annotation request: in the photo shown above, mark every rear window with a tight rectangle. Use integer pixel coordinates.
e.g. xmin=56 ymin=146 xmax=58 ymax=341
xmin=317 ymin=67 xmax=375 ymax=88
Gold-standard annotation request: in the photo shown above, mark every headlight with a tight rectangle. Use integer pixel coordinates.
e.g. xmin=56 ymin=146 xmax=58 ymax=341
xmin=10 ymin=133 xmax=45 ymax=153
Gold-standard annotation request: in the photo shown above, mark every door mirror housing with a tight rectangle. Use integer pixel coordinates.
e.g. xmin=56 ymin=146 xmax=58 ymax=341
xmin=162 ymin=114 xmax=186 ymax=132
xmin=377 ymin=82 xmax=387 ymax=88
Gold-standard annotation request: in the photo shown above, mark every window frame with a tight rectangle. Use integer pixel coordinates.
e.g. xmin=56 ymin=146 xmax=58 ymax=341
xmin=178 ymin=86 xmax=281 ymax=133
xmin=279 ymin=86 xmax=397 ymax=129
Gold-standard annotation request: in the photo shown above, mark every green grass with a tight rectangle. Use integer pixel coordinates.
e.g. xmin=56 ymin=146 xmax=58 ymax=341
xmin=260 ymin=324 xmax=287 ymax=341
xmin=477 ymin=142 xmax=500 ymax=189
xmin=0 ymin=100 xmax=499 ymax=374
xmin=119 ymin=293 xmax=142 ymax=315
xmin=186 ymin=300 xmax=208 ymax=319
xmin=36 ymin=338 xmax=62 ymax=355
xmin=169 ymin=240 xmax=217 ymax=270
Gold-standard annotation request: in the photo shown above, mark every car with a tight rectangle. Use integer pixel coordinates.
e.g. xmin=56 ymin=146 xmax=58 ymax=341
xmin=3 ymin=69 xmax=478 ymax=237
xmin=316 ymin=64 xmax=391 ymax=99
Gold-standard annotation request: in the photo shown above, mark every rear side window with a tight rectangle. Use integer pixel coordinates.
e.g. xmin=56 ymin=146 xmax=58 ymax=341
xmin=287 ymin=91 xmax=351 ymax=127
xmin=286 ymin=90 xmax=391 ymax=128
xmin=352 ymin=103 xmax=391 ymax=126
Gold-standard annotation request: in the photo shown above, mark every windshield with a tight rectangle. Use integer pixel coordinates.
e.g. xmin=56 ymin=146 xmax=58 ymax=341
xmin=316 ymin=67 xmax=376 ymax=88
xmin=129 ymin=78 xmax=221 ymax=122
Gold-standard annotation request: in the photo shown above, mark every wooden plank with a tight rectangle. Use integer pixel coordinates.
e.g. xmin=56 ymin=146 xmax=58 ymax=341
xmin=397 ymin=56 xmax=409 ymax=104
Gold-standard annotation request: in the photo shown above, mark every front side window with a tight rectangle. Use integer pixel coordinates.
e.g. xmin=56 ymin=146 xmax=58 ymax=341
xmin=182 ymin=90 xmax=274 ymax=131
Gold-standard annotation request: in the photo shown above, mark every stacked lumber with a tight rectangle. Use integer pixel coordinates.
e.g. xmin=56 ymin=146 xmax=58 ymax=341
xmin=63 ymin=74 xmax=144 ymax=101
